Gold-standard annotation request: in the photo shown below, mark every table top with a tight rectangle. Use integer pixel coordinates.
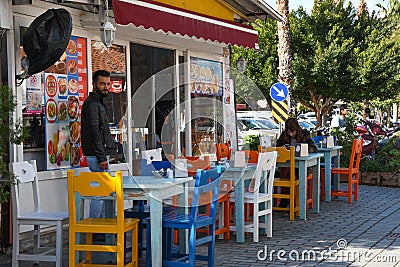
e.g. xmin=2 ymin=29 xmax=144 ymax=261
xmin=122 ymin=176 xmax=192 ymax=189
xmin=294 ymin=152 xmax=324 ymax=161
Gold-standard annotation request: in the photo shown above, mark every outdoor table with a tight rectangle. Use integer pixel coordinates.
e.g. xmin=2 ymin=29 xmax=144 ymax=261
xmin=219 ymin=164 xmax=257 ymax=243
xmin=317 ymin=146 xmax=342 ymax=201
xmin=104 ymin=176 xmax=192 ymax=267
xmin=276 ymin=153 xmax=323 ymax=220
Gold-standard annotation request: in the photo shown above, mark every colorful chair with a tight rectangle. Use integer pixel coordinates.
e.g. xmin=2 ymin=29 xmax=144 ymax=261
xmin=331 ymin=139 xmax=363 ymax=203
xmin=229 ymin=152 xmax=277 ymax=242
xmin=10 ymin=160 xmax=69 ymax=267
xmin=215 ymin=143 xmax=232 ymax=161
xmin=68 ymin=170 xmax=139 ymax=267
xmin=146 ymin=168 xmax=222 ymax=267
xmin=266 ymin=146 xmax=300 ymax=220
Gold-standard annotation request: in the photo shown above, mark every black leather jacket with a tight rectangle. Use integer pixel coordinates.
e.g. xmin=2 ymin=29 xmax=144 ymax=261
xmin=81 ymin=92 xmax=116 ymax=162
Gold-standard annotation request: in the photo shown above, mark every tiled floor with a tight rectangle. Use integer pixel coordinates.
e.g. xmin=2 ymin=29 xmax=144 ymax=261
xmin=2 ymin=184 xmax=400 ymax=266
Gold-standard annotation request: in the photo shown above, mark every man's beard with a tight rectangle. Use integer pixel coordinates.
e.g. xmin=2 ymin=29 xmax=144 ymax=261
xmin=95 ymin=85 xmax=109 ymax=97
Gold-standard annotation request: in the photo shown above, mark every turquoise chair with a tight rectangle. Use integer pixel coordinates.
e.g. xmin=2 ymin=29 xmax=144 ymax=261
xmin=146 ymin=168 xmax=221 ymax=267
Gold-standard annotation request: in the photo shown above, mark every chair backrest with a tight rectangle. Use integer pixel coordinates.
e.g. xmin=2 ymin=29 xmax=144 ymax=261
xmin=141 ymin=148 xmax=162 ymax=164
xmin=348 ymin=139 xmax=363 ymax=170
xmin=184 ymin=156 xmax=210 ymax=177
xmin=215 ymin=143 xmax=232 ymax=161
xmin=243 ymin=150 xmax=259 ymax=163
xmin=312 ymin=136 xmax=337 ymax=146
xmin=68 ymin=170 xmax=124 ymax=227
xmin=10 ymin=160 xmax=39 ymax=217
xmin=265 ymin=146 xmax=296 ymax=181
xmin=190 ymin=168 xmax=221 ymax=222
xmin=252 ymin=152 xmax=277 ymax=195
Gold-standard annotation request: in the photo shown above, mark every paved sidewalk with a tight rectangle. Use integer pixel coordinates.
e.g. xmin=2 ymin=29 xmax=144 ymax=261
xmin=2 ymin=184 xmax=399 ymax=266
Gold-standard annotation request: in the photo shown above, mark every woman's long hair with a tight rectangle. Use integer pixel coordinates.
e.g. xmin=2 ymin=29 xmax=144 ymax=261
xmin=285 ymin=117 xmax=303 ymax=143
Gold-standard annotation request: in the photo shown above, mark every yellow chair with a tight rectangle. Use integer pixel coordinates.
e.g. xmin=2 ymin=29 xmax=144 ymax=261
xmin=67 ymin=170 xmax=139 ymax=267
xmin=266 ymin=147 xmax=300 ymax=220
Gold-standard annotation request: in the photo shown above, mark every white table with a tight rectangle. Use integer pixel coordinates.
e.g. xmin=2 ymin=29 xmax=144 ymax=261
xmin=122 ymin=176 xmax=192 ymax=267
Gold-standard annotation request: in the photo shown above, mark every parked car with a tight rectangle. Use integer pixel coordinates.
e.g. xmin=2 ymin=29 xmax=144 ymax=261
xmin=298 ymin=119 xmax=316 ymax=132
xmin=237 ymin=118 xmax=279 ymax=145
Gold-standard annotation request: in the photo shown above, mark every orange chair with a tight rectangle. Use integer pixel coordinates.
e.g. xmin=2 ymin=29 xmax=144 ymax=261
xmin=243 ymin=150 xmax=259 ymax=164
xmin=266 ymin=147 xmax=300 ymax=220
xmin=185 ymin=156 xmax=210 ymax=176
xmin=331 ymin=139 xmax=363 ymax=203
xmin=216 ymin=143 xmax=232 ymax=161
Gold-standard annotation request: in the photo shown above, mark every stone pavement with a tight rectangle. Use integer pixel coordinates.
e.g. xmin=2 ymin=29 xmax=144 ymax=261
xmin=1 ymin=184 xmax=399 ymax=266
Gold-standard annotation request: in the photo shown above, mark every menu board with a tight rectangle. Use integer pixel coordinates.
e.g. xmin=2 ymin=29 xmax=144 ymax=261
xmin=25 ymin=73 xmax=43 ymax=114
xmin=44 ymin=36 xmax=87 ymax=170
xmin=190 ymin=57 xmax=223 ymax=96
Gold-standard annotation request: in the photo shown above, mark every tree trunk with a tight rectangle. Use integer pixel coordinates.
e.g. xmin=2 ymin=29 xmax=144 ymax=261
xmin=276 ymin=0 xmax=293 ymax=113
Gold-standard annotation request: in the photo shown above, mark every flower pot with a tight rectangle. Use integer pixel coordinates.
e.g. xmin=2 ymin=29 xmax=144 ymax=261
xmin=360 ymin=171 xmax=380 ymax=186
xmin=380 ymin=172 xmax=400 ymax=187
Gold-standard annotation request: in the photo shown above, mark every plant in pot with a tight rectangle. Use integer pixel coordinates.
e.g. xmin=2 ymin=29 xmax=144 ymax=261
xmin=242 ymin=134 xmax=260 ymax=151
xmin=0 ymin=84 xmax=28 ymax=203
xmin=360 ymin=136 xmax=400 ymax=187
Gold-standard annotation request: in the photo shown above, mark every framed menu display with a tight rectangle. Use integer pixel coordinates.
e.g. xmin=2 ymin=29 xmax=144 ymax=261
xmin=190 ymin=57 xmax=223 ymax=96
xmin=44 ymin=36 xmax=88 ymax=170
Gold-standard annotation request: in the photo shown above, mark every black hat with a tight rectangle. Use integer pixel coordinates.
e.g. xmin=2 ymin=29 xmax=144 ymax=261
xmin=340 ymin=104 xmax=348 ymax=110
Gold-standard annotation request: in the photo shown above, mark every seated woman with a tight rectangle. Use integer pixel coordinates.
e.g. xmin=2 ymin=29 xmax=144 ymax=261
xmin=277 ymin=117 xmax=318 ymax=152
xmin=276 ymin=117 xmax=318 ymax=207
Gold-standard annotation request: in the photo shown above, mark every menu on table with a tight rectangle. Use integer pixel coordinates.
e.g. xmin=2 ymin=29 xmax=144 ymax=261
xmin=44 ymin=36 xmax=88 ymax=170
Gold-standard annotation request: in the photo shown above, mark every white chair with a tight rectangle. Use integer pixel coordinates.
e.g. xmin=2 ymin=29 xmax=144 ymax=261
xmin=10 ymin=160 xmax=69 ymax=267
xmin=141 ymin=148 xmax=162 ymax=164
xmin=229 ymin=152 xmax=277 ymax=242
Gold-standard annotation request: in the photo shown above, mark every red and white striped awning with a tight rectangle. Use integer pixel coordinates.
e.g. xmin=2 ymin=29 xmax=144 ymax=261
xmin=112 ymin=0 xmax=259 ymax=48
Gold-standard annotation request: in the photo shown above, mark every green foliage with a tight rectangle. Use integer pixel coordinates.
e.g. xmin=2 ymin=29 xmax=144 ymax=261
xmin=0 ymin=84 xmax=28 ymax=203
xmin=242 ymin=134 xmax=260 ymax=151
xmin=360 ymin=135 xmax=400 ymax=173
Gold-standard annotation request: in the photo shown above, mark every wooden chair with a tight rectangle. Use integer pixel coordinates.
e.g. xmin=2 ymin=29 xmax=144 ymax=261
xmin=68 ymin=170 xmax=139 ymax=267
xmin=243 ymin=150 xmax=259 ymax=164
xmin=266 ymin=147 xmax=300 ymax=220
xmin=10 ymin=160 xmax=69 ymax=267
xmin=331 ymin=139 xmax=363 ymax=203
xmin=229 ymin=152 xmax=277 ymax=242
xmin=146 ymin=168 xmax=222 ymax=267
xmin=184 ymin=157 xmax=230 ymax=240
xmin=215 ymin=143 xmax=232 ymax=161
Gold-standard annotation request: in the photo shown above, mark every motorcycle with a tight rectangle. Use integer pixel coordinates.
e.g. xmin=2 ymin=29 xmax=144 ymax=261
xmin=355 ymin=120 xmax=400 ymax=156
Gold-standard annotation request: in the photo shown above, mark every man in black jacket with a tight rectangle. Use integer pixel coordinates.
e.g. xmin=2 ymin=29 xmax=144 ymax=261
xmin=81 ymin=69 xmax=116 ymax=218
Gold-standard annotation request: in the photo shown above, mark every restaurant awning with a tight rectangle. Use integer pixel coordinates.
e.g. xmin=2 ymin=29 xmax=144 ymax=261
xmin=112 ymin=0 xmax=260 ymax=48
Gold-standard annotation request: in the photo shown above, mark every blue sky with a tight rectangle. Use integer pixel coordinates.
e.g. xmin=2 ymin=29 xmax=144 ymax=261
xmin=276 ymin=0 xmax=389 ymax=13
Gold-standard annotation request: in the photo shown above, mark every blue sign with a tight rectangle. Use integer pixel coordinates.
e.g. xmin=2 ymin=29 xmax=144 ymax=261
xmin=269 ymin=83 xmax=289 ymax=102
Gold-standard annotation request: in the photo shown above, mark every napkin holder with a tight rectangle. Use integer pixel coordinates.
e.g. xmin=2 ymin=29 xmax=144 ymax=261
xmin=174 ymin=158 xmax=188 ymax=178
xmin=259 ymin=135 xmax=271 ymax=147
xmin=232 ymin=151 xmax=246 ymax=168
xmin=295 ymin=143 xmax=309 ymax=157
xmin=326 ymin=136 xmax=334 ymax=148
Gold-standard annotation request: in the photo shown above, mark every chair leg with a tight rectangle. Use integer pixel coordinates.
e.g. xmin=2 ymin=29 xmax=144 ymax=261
xmin=347 ymin=174 xmax=353 ymax=203
xmin=208 ymin=226 xmax=216 ymax=267
xmin=320 ymin=168 xmax=325 ymax=202
xmin=253 ymin=202 xmax=259 ymax=243
xmin=12 ymin=223 xmax=19 ymax=267
xmin=267 ymin=209 xmax=272 ymax=238
xmin=132 ymin=225 xmax=139 ymax=267
xmin=55 ymin=222 xmax=62 ymax=267
xmin=189 ymin=228 xmax=196 ymax=266
xmin=223 ymin=200 xmax=230 ymax=240
xmin=354 ymin=173 xmax=359 ymax=201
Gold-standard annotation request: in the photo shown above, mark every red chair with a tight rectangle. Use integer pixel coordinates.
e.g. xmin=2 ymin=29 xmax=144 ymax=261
xmin=331 ymin=139 xmax=363 ymax=203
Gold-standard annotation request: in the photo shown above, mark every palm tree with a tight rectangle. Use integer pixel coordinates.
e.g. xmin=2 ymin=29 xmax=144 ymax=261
xmin=276 ymin=0 xmax=294 ymax=112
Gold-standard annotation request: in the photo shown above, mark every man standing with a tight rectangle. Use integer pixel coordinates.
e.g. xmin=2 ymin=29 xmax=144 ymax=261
xmin=81 ymin=70 xmax=116 ymax=218
xmin=331 ymin=104 xmax=348 ymax=128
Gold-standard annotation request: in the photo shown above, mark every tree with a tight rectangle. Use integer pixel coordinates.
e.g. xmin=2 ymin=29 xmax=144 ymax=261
xmin=276 ymin=0 xmax=294 ymax=111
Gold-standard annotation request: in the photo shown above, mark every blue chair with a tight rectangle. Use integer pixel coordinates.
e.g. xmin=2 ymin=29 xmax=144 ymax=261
xmin=146 ymin=168 xmax=221 ymax=267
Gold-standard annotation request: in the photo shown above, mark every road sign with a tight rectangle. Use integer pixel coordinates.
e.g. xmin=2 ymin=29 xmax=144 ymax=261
xmin=270 ymin=83 xmax=289 ymax=102
xmin=272 ymin=99 xmax=289 ymax=124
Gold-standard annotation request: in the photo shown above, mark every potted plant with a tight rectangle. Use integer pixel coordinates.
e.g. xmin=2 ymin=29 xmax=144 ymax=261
xmin=0 ymin=84 xmax=28 ymax=203
xmin=360 ymin=136 xmax=400 ymax=187
xmin=242 ymin=134 xmax=260 ymax=151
